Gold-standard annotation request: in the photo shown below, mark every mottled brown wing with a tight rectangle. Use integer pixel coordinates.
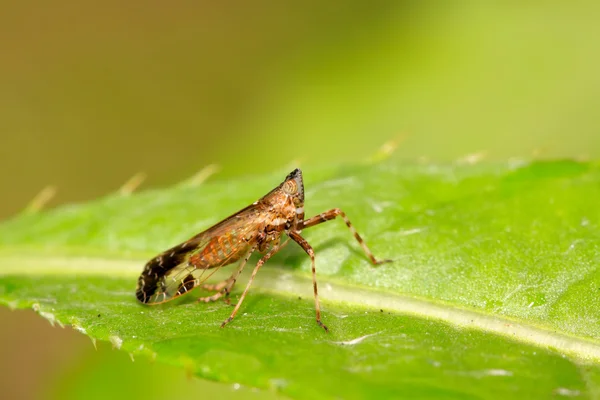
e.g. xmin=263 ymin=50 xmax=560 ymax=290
xmin=136 ymin=203 xmax=265 ymax=304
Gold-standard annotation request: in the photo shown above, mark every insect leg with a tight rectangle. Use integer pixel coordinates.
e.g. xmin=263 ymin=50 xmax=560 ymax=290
xmin=288 ymin=230 xmax=328 ymax=332
xmin=300 ymin=208 xmax=392 ymax=265
xmin=197 ymin=287 xmax=234 ymax=303
xmin=220 ymin=243 xmax=282 ymax=328
xmin=197 ymin=247 xmax=255 ymax=303
xmin=201 ymin=280 xmax=231 ymax=292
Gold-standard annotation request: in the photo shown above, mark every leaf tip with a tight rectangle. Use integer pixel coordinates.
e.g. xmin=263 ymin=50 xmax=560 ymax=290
xmin=368 ymin=134 xmax=407 ymax=163
xmin=181 ymin=164 xmax=221 ymax=187
xmin=109 ymin=335 xmax=123 ymax=350
xmin=72 ymin=323 xmax=87 ymax=335
xmin=118 ymin=172 xmax=147 ymax=196
xmin=31 ymin=303 xmax=59 ymax=327
xmin=23 ymin=185 xmax=57 ymax=214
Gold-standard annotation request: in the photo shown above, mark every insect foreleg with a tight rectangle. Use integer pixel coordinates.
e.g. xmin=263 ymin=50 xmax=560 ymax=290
xmin=300 ymin=208 xmax=392 ymax=265
xmin=220 ymin=243 xmax=282 ymax=328
xmin=288 ymin=231 xmax=328 ymax=332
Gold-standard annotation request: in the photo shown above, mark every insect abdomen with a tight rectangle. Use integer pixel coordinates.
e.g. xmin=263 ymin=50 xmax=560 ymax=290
xmin=136 ymin=245 xmax=188 ymax=303
xmin=191 ymin=234 xmax=242 ymax=268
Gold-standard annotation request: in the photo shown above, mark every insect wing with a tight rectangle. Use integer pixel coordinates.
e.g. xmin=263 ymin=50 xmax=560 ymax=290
xmin=136 ymin=203 xmax=266 ymax=304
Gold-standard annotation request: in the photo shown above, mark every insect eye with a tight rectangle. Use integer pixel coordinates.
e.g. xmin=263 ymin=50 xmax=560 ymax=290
xmin=283 ymin=180 xmax=297 ymax=194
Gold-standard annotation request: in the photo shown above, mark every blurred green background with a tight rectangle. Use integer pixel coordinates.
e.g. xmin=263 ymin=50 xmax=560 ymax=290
xmin=1 ymin=1 xmax=599 ymax=399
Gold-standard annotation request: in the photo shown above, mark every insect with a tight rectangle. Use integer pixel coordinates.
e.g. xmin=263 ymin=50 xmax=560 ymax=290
xmin=136 ymin=169 xmax=391 ymax=332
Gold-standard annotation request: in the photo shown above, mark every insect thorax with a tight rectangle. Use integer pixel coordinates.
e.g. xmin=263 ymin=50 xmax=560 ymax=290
xmin=261 ymin=192 xmax=299 ymax=238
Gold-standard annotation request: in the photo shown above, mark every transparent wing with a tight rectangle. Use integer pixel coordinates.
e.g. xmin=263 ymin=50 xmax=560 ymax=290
xmin=136 ymin=203 xmax=266 ymax=304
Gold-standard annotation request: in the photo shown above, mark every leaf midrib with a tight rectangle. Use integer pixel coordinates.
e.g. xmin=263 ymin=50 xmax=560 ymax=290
xmin=2 ymin=251 xmax=599 ymax=362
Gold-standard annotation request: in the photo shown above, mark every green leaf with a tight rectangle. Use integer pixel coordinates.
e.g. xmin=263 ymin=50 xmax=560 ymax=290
xmin=1 ymin=161 xmax=600 ymax=399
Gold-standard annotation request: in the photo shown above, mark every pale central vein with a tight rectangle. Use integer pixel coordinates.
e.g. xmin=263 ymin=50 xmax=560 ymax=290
xmin=1 ymin=254 xmax=599 ymax=362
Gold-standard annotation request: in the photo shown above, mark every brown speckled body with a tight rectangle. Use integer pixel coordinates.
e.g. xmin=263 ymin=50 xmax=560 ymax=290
xmin=136 ymin=169 xmax=390 ymax=331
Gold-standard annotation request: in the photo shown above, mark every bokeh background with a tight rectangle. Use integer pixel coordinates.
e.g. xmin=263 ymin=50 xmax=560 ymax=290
xmin=1 ymin=2 xmax=599 ymax=399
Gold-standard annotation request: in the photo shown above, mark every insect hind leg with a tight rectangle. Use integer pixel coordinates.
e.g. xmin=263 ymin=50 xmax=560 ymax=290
xmin=196 ymin=275 xmax=238 ymax=303
xmin=197 ymin=247 xmax=254 ymax=303
xmin=197 ymin=290 xmax=229 ymax=303
xmin=220 ymin=243 xmax=283 ymax=328
xmin=201 ymin=279 xmax=231 ymax=293
xmin=301 ymin=208 xmax=392 ymax=265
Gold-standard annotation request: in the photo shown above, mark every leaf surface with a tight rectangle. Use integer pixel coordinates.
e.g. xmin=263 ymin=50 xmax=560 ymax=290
xmin=1 ymin=161 xmax=599 ymax=399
